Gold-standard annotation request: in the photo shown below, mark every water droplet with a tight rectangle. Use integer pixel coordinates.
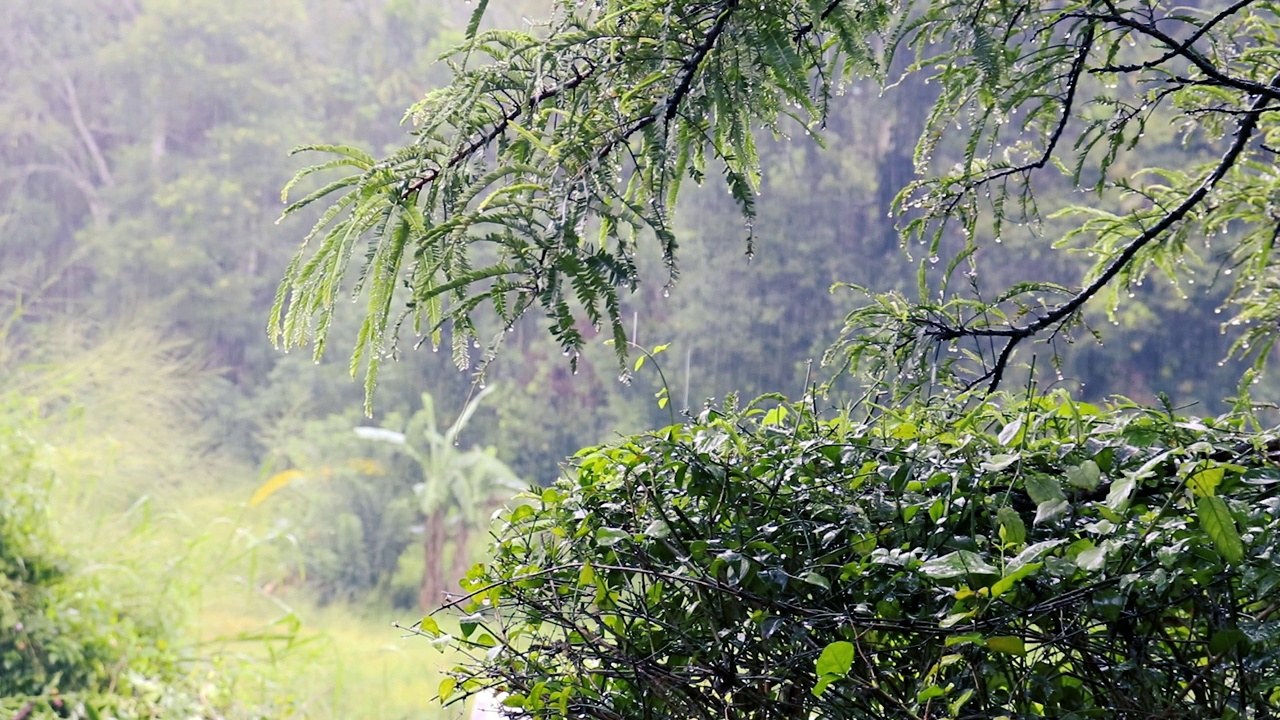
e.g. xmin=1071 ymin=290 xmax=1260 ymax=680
xmin=662 ymin=287 xmax=670 ymax=298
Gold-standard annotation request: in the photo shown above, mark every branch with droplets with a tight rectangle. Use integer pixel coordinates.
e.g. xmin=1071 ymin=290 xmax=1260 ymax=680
xmin=923 ymin=73 xmax=1275 ymax=393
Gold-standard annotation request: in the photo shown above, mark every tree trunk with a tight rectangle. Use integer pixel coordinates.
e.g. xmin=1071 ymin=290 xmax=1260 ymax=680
xmin=419 ymin=509 xmax=447 ymax=611
xmin=450 ymin=522 xmax=473 ymax=595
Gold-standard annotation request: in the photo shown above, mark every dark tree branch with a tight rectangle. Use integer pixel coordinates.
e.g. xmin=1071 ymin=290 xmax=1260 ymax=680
xmin=403 ymin=60 xmax=600 ymax=197
xmin=959 ymin=24 xmax=1097 ymax=192
xmin=1079 ymin=7 xmax=1280 ymax=103
xmin=663 ymin=0 xmax=739 ymax=124
xmin=941 ymin=72 xmax=1278 ymax=393
xmin=1089 ymin=0 xmax=1260 ymax=75
xmin=405 ymin=0 xmax=743 ymax=199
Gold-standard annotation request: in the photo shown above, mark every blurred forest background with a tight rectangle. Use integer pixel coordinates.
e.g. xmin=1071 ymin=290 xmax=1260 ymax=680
xmin=0 ymin=0 xmax=1267 ymax=718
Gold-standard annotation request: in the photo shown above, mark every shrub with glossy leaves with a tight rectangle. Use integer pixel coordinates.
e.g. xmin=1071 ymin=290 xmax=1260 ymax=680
xmin=431 ymin=394 xmax=1280 ymax=719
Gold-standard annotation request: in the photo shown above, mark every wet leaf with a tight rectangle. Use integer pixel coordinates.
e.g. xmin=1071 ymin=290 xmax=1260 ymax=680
xmin=985 ymin=636 xmax=1026 ymax=656
xmin=1065 ymin=460 xmax=1101 ymax=490
xmin=921 ymin=551 xmax=998 ymax=579
xmin=1197 ymin=496 xmax=1243 ymax=564
xmin=815 ymin=641 xmax=854 ymax=676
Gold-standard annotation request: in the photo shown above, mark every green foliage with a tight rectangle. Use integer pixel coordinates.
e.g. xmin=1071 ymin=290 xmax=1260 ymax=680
xmin=832 ymin=0 xmax=1280 ymax=393
xmin=273 ymin=0 xmax=890 ymax=396
xmin=0 ymin=382 xmax=276 ymax=720
xmin=373 ymin=389 xmax=522 ymax=609
xmin=259 ymin=411 xmax=419 ymax=605
xmin=434 ymin=396 xmax=1280 ymax=718
xmin=259 ymin=391 xmax=523 ymax=609
xmin=270 ymin=0 xmax=1280 ymax=406
xmin=0 ymin=439 xmax=130 ymax=699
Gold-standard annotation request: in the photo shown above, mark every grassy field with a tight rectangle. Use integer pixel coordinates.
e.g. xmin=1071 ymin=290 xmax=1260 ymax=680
xmin=197 ymin=594 xmax=466 ymax=720
xmin=177 ymin=485 xmax=475 ymax=720
xmin=53 ymin=444 xmax=469 ymax=720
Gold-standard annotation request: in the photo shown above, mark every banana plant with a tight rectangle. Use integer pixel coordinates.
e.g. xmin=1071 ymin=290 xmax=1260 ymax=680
xmin=354 ymin=387 xmax=521 ymax=610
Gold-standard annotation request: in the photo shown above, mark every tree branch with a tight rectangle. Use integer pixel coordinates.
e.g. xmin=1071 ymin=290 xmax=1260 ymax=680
xmin=22 ymin=30 xmax=115 ymax=187
xmin=1089 ymin=0 xmax=1260 ymax=76
xmin=1079 ymin=5 xmax=1280 ymax=103
xmin=1 ymin=162 xmax=107 ymax=224
xmin=958 ymin=24 xmax=1096 ymax=192
xmin=404 ymin=0 xmax=742 ymax=199
xmin=945 ymin=72 xmax=1278 ymax=393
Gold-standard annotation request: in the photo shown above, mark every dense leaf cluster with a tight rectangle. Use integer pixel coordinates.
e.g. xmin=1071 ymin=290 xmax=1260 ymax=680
xmin=433 ymin=396 xmax=1280 ymax=718
xmin=0 ymin=452 xmax=127 ymax=699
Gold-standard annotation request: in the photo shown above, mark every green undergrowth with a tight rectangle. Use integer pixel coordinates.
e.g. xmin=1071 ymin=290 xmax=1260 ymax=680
xmin=0 ymin=330 xmax=463 ymax=720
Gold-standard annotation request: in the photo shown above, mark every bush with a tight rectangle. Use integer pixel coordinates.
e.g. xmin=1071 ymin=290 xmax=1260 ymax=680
xmin=434 ymin=394 xmax=1280 ymax=719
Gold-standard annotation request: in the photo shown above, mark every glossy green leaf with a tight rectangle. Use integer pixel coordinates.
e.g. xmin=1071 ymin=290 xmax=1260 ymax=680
xmin=815 ymin=641 xmax=854 ymax=677
xmin=1065 ymin=460 xmax=1101 ymax=491
xmin=998 ymin=417 xmax=1023 ymax=446
xmin=981 ymin=453 xmax=1020 ymax=472
xmin=997 ymin=507 xmax=1026 ymax=546
xmin=595 ymin=527 xmax=630 ymax=547
xmin=1197 ymin=496 xmax=1244 ymax=564
xmin=803 ymin=571 xmax=831 ymax=590
xmin=990 ymin=562 xmax=1041 ymax=599
xmin=1189 ymin=466 xmax=1224 ymax=497
xmin=920 ymin=551 xmax=998 ymax=579
xmin=1034 ymin=498 xmax=1070 ymax=525
xmin=985 ymin=636 xmax=1026 ymax=656
xmin=1025 ymin=475 xmax=1066 ymax=505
